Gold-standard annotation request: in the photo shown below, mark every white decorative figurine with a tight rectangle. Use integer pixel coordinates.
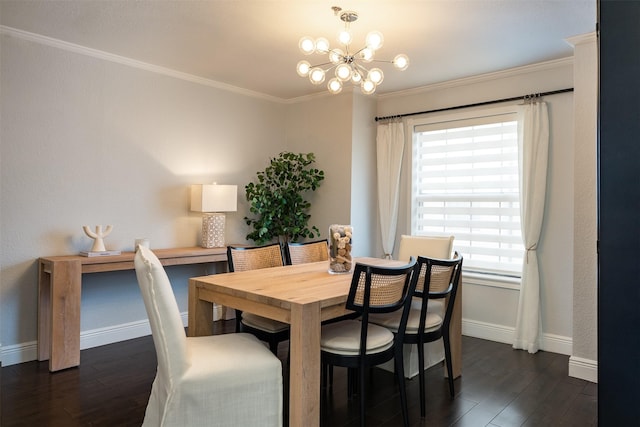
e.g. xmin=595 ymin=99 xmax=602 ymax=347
xmin=83 ymin=225 xmax=113 ymax=252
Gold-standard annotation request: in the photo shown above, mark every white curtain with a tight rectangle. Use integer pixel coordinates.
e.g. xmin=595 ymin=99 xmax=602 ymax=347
xmin=376 ymin=121 xmax=405 ymax=258
xmin=513 ymin=101 xmax=549 ymax=353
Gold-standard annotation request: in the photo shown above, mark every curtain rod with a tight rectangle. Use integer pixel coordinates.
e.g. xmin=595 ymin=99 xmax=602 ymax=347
xmin=374 ymin=87 xmax=574 ymax=122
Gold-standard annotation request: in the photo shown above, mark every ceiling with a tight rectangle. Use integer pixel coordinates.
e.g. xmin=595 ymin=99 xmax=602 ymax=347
xmin=0 ymin=1 xmax=596 ymax=101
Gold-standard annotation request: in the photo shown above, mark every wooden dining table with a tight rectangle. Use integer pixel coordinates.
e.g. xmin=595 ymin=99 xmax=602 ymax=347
xmin=187 ymin=257 xmax=461 ymax=427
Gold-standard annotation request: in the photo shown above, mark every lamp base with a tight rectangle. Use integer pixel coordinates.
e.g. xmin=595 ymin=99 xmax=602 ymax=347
xmin=201 ymin=213 xmax=226 ymax=248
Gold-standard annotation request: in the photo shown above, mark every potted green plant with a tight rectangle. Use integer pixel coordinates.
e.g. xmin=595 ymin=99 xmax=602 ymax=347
xmin=244 ymin=152 xmax=325 ymax=244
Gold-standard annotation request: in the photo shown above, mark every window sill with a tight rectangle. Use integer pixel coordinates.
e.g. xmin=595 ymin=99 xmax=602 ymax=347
xmin=462 ymin=271 xmax=521 ymax=290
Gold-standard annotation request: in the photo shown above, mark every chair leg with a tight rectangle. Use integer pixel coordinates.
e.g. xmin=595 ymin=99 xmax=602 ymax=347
xmin=322 ymin=363 xmax=326 ymax=389
xmin=322 ymin=363 xmax=328 ymax=390
xmin=418 ymin=342 xmax=426 ymax=417
xmin=443 ymin=333 xmax=455 ymax=398
xmin=395 ymin=351 xmax=410 ymax=427
xmin=235 ymin=310 xmax=242 ymax=332
xmin=286 ymin=342 xmax=291 ymax=367
xmin=268 ymin=340 xmax=279 ymax=355
xmin=359 ymin=365 xmax=366 ymax=427
xmin=321 ymin=364 xmax=334 ymax=389
xmin=329 ymin=365 xmax=334 ymax=389
xmin=347 ymin=368 xmax=355 ymax=399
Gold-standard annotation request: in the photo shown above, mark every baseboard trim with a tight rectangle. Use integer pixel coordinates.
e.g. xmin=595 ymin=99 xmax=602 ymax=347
xmin=79 ymin=318 xmax=154 ymax=351
xmin=1 ymin=306 xmax=224 ymax=367
xmin=1 ymin=341 xmax=38 ymax=366
xmin=462 ymin=318 xmax=573 ymax=356
xmin=462 ymin=318 xmax=514 ymax=344
xmin=568 ymin=356 xmax=598 ymax=383
xmin=3 ymin=311 xmax=573 ymax=367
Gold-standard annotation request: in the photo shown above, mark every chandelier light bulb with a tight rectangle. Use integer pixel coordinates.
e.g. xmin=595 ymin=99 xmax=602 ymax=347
xmin=336 ymin=63 xmax=352 ymax=81
xmin=393 ymin=54 xmax=410 ymax=71
xmin=309 ymin=67 xmax=326 ymax=85
xmin=361 ymin=79 xmax=376 ymax=95
xmin=359 ymin=48 xmax=374 ymax=62
xmin=338 ymin=29 xmax=352 ymax=46
xmin=328 ymin=78 xmax=343 ymax=94
xmin=368 ymin=68 xmax=384 ymax=85
xmin=351 ymin=70 xmax=363 ymax=84
xmin=365 ymin=31 xmax=384 ymax=50
xmin=299 ymin=36 xmax=315 ymax=54
xmin=296 ymin=60 xmax=311 ymax=77
xmin=329 ymin=48 xmax=344 ymax=64
xmin=315 ymin=37 xmax=330 ymax=53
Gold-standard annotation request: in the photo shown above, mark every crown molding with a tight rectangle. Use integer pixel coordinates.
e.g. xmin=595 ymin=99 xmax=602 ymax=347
xmin=378 ymin=57 xmax=575 ymax=99
xmin=565 ymin=31 xmax=598 ymax=47
xmin=283 ymin=84 xmax=361 ymax=104
xmin=0 ymin=25 xmax=287 ymax=104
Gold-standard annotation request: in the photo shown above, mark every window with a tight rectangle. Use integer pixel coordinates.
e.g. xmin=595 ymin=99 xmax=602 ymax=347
xmin=411 ymin=110 xmax=524 ymax=278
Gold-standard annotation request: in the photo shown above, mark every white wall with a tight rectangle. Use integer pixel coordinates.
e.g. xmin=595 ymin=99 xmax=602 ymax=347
xmin=568 ymin=33 xmax=598 ymax=382
xmin=350 ymin=93 xmax=380 ymax=257
xmin=284 ymin=93 xmax=355 ymax=250
xmin=0 ymin=32 xmax=286 ymax=363
xmin=284 ymin=92 xmax=380 ymax=258
xmin=376 ymin=59 xmax=577 ymax=355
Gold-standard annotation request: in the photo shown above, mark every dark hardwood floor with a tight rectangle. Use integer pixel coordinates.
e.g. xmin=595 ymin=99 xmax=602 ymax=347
xmin=1 ymin=320 xmax=596 ymax=426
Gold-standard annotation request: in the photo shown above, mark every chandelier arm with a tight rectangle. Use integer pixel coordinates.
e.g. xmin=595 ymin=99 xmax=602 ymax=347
xmin=353 ymin=62 xmax=371 ymax=75
xmin=326 ymin=47 xmax=350 ymax=62
xmin=342 ymin=41 xmax=354 ymax=57
xmin=350 ymin=46 xmax=367 ymax=56
xmin=308 ymin=61 xmax=336 ymax=69
xmin=368 ymin=59 xmax=395 ymax=64
xmin=324 ymin=63 xmax=339 ymax=73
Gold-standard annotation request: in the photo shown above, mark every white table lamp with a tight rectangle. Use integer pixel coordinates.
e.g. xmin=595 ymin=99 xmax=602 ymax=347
xmin=191 ymin=184 xmax=237 ymax=248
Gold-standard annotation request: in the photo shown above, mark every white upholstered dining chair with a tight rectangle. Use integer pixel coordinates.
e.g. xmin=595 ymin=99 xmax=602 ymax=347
xmin=397 ymin=234 xmax=454 ymax=261
xmin=134 ymin=245 xmax=283 ymax=427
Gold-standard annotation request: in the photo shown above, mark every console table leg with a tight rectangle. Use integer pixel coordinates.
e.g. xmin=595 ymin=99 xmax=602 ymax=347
xmin=37 ymin=260 xmax=52 ymax=361
xmin=49 ymin=260 xmax=82 ymax=371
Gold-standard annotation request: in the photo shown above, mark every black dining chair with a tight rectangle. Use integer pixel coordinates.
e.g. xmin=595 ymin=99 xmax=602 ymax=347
xmin=369 ymin=253 xmax=463 ymax=417
xmin=320 ymin=258 xmax=418 ymax=427
xmin=227 ymin=243 xmax=289 ymax=355
xmin=284 ymin=239 xmax=328 ymax=265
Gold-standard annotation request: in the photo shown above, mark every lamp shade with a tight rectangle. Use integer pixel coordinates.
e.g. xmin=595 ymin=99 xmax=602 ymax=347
xmin=191 ymin=184 xmax=237 ymax=213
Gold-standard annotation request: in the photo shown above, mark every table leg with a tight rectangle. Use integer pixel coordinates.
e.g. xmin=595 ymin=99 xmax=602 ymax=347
xmin=187 ymin=280 xmax=214 ymax=337
xmin=289 ymin=301 xmax=321 ymax=427
xmin=48 ymin=260 xmax=82 ymax=371
xmin=447 ymin=272 xmax=463 ymax=379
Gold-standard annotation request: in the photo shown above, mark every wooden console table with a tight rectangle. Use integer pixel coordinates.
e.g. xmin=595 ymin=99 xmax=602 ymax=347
xmin=38 ymin=246 xmax=227 ymax=372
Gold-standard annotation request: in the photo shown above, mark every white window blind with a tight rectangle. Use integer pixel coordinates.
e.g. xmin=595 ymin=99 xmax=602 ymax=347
xmin=412 ymin=112 xmax=524 ymax=277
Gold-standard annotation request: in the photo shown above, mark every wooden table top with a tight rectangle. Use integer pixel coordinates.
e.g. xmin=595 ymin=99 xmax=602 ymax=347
xmin=190 ymin=257 xmax=408 ymax=307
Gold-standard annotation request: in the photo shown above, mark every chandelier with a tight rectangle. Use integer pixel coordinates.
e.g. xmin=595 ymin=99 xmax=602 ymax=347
xmin=296 ymin=6 xmax=409 ymax=95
